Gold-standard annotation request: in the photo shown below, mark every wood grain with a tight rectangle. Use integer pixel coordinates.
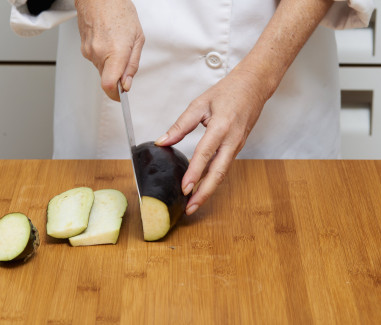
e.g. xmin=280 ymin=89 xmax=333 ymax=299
xmin=0 ymin=160 xmax=380 ymax=324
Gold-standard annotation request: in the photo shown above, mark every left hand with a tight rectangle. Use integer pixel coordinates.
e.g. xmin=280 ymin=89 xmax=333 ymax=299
xmin=155 ymin=0 xmax=335 ymax=216
xmin=155 ymin=69 xmax=267 ymax=215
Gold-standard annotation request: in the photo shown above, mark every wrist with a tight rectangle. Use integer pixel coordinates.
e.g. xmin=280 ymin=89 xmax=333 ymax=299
xmin=231 ymin=56 xmax=281 ymax=105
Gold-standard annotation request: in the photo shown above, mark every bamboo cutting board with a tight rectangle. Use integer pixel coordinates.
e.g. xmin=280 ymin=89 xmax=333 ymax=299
xmin=0 ymin=160 xmax=381 ymax=324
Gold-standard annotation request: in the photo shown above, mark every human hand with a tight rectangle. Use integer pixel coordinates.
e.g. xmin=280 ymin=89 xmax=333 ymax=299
xmin=155 ymin=70 xmax=267 ymax=215
xmin=154 ymin=0 xmax=335 ymax=216
xmin=75 ymin=0 xmax=145 ymax=100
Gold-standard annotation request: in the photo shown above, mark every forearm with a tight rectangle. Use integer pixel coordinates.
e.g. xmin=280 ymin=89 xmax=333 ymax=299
xmin=234 ymin=0 xmax=334 ymax=101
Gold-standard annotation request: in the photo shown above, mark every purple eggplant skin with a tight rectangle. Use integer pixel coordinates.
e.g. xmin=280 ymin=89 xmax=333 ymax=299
xmin=14 ymin=218 xmax=40 ymax=263
xmin=134 ymin=141 xmax=191 ymax=228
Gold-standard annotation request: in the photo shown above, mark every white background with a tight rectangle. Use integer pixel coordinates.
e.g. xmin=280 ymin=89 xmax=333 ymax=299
xmin=0 ymin=1 xmax=380 ymax=158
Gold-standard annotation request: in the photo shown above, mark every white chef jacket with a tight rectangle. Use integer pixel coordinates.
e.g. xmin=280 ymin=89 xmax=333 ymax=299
xmin=8 ymin=0 xmax=375 ymax=159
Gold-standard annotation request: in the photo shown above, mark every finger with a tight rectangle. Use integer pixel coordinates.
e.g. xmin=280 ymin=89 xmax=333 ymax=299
xmin=121 ymin=34 xmax=145 ymax=92
xmin=101 ymin=53 xmax=130 ymax=101
xmin=185 ymin=144 xmax=235 ymax=215
xmin=155 ymin=100 xmax=208 ymax=146
xmin=182 ymin=121 xmax=228 ymax=196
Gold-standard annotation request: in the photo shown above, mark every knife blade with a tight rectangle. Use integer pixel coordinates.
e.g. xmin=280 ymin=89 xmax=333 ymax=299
xmin=118 ymin=81 xmax=142 ymax=204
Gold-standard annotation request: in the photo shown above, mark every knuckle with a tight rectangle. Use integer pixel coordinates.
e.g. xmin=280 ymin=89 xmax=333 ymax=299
xmin=216 ymin=121 xmax=230 ymax=135
xmin=101 ymin=78 xmax=116 ymax=93
xmin=190 ymin=98 xmax=207 ymax=111
xmin=189 ymin=98 xmax=201 ymax=107
xmin=237 ymin=138 xmax=246 ymax=152
xmin=137 ymin=33 xmax=145 ymax=46
xmin=128 ymin=60 xmax=140 ymax=73
xmin=91 ymin=42 xmax=109 ymax=60
xmin=171 ymin=121 xmax=184 ymax=134
xmin=81 ymin=42 xmax=91 ymax=60
xmin=197 ymin=190 xmax=211 ymax=205
xmin=235 ymin=130 xmax=248 ymax=152
xmin=167 ymin=121 xmax=186 ymax=141
xmin=208 ymin=117 xmax=230 ymax=135
xmin=214 ymin=169 xmax=226 ymax=185
xmin=200 ymin=150 xmax=214 ymax=163
xmin=172 ymin=121 xmax=182 ymax=132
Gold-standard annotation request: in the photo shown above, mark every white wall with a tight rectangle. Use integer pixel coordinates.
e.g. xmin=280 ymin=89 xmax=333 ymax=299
xmin=1 ymin=1 xmax=380 ymax=159
xmin=0 ymin=1 xmax=58 ymax=158
xmin=336 ymin=0 xmax=381 ymax=158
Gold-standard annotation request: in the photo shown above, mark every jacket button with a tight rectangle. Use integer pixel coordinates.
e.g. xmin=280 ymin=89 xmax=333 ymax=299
xmin=206 ymin=52 xmax=223 ymax=68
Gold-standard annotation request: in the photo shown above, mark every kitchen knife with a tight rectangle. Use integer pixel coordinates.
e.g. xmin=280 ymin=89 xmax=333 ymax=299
xmin=118 ymin=81 xmax=142 ymax=204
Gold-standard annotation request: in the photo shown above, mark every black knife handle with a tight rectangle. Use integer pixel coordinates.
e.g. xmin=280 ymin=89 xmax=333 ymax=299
xmin=27 ymin=0 xmax=56 ymax=16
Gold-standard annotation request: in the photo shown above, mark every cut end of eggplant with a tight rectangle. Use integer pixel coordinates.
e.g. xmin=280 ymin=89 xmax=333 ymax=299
xmin=135 ymin=142 xmax=191 ymax=241
xmin=0 ymin=213 xmax=40 ymax=263
xmin=140 ymin=196 xmax=171 ymax=241
xmin=47 ymin=187 xmax=94 ymax=238
xmin=69 ymin=189 xmax=128 ymax=246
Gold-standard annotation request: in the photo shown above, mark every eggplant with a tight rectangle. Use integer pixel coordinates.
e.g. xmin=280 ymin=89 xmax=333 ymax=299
xmin=135 ymin=141 xmax=190 ymax=241
xmin=47 ymin=187 xmax=94 ymax=238
xmin=69 ymin=189 xmax=128 ymax=246
xmin=0 ymin=213 xmax=40 ymax=263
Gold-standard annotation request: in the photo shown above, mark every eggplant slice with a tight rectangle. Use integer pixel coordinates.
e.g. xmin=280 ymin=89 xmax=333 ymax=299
xmin=69 ymin=189 xmax=128 ymax=246
xmin=0 ymin=213 xmax=40 ymax=263
xmin=135 ymin=142 xmax=191 ymax=241
xmin=47 ymin=187 xmax=94 ymax=238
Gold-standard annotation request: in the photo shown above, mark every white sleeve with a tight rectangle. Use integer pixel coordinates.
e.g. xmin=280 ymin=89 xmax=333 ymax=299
xmin=8 ymin=0 xmax=77 ymax=37
xmin=321 ymin=0 xmax=375 ymax=29
xmin=8 ymin=0 xmax=376 ymax=36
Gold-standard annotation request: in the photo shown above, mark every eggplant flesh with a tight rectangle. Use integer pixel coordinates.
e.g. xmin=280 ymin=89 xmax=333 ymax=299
xmin=69 ymin=189 xmax=128 ymax=246
xmin=47 ymin=187 xmax=94 ymax=238
xmin=135 ymin=142 xmax=190 ymax=241
xmin=140 ymin=196 xmax=170 ymax=241
xmin=0 ymin=213 xmax=40 ymax=263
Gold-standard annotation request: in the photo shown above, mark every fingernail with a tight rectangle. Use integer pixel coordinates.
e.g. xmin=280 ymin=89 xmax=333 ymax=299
xmin=122 ymin=76 xmax=133 ymax=92
xmin=183 ymin=183 xmax=194 ymax=196
xmin=186 ymin=204 xmax=199 ymax=215
xmin=155 ymin=133 xmax=168 ymax=145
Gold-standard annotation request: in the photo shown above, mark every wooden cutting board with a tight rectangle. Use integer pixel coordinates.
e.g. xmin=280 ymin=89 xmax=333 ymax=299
xmin=0 ymin=160 xmax=380 ymax=324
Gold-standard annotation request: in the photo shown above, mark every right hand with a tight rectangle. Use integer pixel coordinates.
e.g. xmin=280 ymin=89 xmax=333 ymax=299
xmin=75 ymin=0 xmax=145 ymax=100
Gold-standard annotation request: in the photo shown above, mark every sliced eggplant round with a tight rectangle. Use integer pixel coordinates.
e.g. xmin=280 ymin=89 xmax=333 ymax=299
xmin=135 ymin=141 xmax=191 ymax=241
xmin=0 ymin=213 xmax=40 ymax=263
xmin=47 ymin=187 xmax=94 ymax=238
